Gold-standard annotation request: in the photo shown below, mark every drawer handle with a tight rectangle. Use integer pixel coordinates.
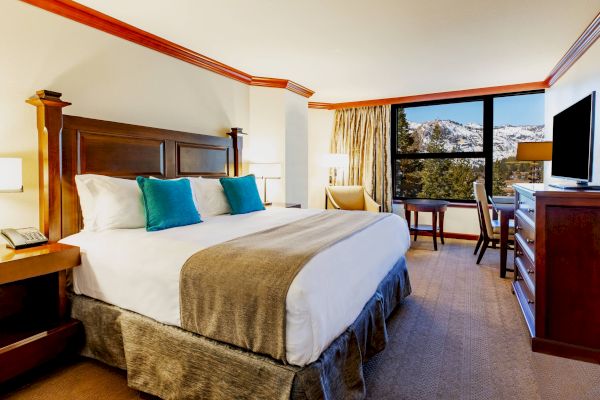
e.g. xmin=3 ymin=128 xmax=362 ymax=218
xmin=527 ymin=300 xmax=534 ymax=305
xmin=527 ymin=208 xmax=535 ymax=214
xmin=526 ymin=238 xmax=535 ymax=244
xmin=527 ymin=269 xmax=534 ymax=274
xmin=516 ymin=250 xmax=523 ymax=256
xmin=518 ymin=201 xmax=525 ymax=205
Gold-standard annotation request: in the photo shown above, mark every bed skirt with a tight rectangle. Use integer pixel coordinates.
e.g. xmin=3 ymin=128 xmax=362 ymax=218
xmin=70 ymin=256 xmax=411 ymax=400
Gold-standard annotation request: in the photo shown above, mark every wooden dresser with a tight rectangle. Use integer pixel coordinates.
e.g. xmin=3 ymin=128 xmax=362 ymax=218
xmin=513 ymin=183 xmax=600 ymax=363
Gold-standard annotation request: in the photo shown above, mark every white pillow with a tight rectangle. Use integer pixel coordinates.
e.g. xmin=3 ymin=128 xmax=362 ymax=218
xmin=195 ymin=177 xmax=231 ymax=216
xmin=75 ymin=174 xmax=146 ymax=231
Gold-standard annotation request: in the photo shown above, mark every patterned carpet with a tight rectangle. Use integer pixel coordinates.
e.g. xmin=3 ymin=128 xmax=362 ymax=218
xmin=2 ymin=239 xmax=599 ymax=399
xmin=364 ymin=238 xmax=600 ymax=400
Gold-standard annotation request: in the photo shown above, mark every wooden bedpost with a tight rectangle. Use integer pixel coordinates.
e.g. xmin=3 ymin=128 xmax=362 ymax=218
xmin=226 ymin=127 xmax=245 ymax=176
xmin=26 ymin=90 xmax=71 ymax=241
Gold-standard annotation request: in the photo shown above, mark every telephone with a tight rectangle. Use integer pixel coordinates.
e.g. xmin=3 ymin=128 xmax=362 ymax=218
xmin=1 ymin=228 xmax=48 ymax=249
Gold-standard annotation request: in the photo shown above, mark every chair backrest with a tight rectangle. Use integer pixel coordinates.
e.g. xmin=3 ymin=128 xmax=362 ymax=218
xmin=473 ymin=182 xmax=494 ymax=238
xmin=326 ymin=186 xmax=365 ymax=210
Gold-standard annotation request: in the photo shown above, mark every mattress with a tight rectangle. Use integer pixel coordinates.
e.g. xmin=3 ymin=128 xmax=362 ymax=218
xmin=60 ymin=208 xmax=411 ymax=366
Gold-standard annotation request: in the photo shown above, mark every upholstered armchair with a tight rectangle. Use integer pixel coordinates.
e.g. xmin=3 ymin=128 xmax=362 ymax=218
xmin=325 ymin=186 xmax=381 ymax=212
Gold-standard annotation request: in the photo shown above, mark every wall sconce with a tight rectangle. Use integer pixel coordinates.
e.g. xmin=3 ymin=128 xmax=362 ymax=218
xmin=249 ymin=162 xmax=281 ymax=205
xmin=0 ymin=158 xmax=23 ymax=193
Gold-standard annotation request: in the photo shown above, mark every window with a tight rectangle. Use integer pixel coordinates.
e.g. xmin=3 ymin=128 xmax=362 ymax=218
xmin=392 ymin=91 xmax=544 ymax=201
xmin=492 ymin=94 xmax=545 ymax=195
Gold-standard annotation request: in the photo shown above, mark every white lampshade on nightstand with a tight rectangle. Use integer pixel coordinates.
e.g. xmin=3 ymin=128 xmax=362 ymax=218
xmin=0 ymin=158 xmax=23 ymax=193
xmin=249 ymin=163 xmax=281 ymax=205
xmin=325 ymin=153 xmax=349 ymax=185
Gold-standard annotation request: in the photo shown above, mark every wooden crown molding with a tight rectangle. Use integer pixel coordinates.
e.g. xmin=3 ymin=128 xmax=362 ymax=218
xmin=250 ymin=77 xmax=314 ymax=98
xmin=545 ymin=11 xmax=600 ymax=86
xmin=20 ymin=0 xmax=314 ymax=98
xmin=307 ymin=102 xmax=334 ymax=110
xmin=20 ymin=1 xmax=600 ymax=107
xmin=308 ymin=81 xmax=549 ymax=110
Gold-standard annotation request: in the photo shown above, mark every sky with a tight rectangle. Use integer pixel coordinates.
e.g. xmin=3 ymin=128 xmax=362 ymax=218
xmin=405 ymin=92 xmax=545 ymax=126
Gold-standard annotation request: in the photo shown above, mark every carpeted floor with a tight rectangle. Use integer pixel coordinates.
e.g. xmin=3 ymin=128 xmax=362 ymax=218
xmin=2 ymin=239 xmax=599 ymax=399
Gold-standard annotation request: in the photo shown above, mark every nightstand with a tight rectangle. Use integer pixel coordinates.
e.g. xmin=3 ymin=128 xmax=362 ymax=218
xmin=267 ymin=202 xmax=302 ymax=209
xmin=0 ymin=243 xmax=82 ymax=383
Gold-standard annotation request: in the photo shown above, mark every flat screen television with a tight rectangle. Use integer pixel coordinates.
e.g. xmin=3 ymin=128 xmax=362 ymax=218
xmin=550 ymin=92 xmax=598 ymax=190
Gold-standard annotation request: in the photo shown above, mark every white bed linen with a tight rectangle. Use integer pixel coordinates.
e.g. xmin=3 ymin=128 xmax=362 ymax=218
xmin=60 ymin=208 xmax=410 ymax=366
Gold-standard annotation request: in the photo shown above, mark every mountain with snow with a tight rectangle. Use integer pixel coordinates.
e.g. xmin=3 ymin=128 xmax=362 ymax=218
xmin=405 ymin=120 xmax=545 ymax=161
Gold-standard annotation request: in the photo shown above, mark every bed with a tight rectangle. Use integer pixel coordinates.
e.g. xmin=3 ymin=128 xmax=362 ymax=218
xmin=28 ymin=90 xmax=412 ymax=399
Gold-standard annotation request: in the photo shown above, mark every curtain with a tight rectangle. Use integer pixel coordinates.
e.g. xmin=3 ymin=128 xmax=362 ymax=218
xmin=330 ymin=105 xmax=392 ymax=212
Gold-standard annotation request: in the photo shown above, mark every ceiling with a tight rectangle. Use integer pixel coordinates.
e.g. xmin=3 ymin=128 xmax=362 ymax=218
xmin=77 ymin=0 xmax=600 ymax=103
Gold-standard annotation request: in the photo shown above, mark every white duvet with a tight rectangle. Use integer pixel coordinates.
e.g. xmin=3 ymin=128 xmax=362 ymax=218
xmin=60 ymin=208 xmax=410 ymax=366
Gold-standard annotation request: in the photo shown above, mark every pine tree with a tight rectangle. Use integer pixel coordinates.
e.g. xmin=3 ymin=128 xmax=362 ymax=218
xmin=448 ymin=158 xmax=478 ymax=199
xmin=419 ymin=123 xmax=452 ymax=198
xmin=396 ymin=108 xmax=422 ymax=197
xmin=492 ymin=160 xmax=509 ymax=195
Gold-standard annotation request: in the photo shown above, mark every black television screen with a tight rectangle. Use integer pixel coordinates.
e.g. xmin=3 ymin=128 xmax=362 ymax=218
xmin=551 ymin=92 xmax=595 ymax=182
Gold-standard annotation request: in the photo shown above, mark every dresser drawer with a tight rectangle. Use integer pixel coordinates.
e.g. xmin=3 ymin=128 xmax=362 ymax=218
xmin=515 ymin=213 xmax=535 ymax=258
xmin=516 ymin=198 xmax=536 ymax=225
xmin=513 ymin=277 xmax=536 ymax=337
xmin=515 ymin=232 xmax=535 ymax=265
xmin=515 ymin=255 xmax=535 ymax=294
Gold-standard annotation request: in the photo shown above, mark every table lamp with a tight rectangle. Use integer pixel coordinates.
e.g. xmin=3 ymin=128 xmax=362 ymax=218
xmin=0 ymin=158 xmax=23 ymax=192
xmin=249 ymin=162 xmax=281 ymax=205
xmin=326 ymin=153 xmax=349 ymax=186
xmin=516 ymin=141 xmax=552 ymax=183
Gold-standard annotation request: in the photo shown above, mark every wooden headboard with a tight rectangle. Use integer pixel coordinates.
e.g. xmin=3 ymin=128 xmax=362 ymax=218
xmin=27 ymin=90 xmax=243 ymax=241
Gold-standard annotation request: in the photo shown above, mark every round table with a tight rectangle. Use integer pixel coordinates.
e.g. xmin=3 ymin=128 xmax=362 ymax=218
xmin=403 ymin=199 xmax=449 ymax=251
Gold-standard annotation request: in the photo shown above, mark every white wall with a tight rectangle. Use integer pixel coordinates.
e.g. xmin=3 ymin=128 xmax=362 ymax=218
xmin=246 ymin=87 xmax=286 ymax=203
xmin=0 ymin=1 xmax=250 ymax=230
xmin=545 ymin=39 xmax=600 ymax=185
xmin=308 ymin=109 xmax=334 ymax=208
xmin=284 ymin=91 xmax=309 ymax=206
xmin=246 ymin=87 xmax=309 ymax=206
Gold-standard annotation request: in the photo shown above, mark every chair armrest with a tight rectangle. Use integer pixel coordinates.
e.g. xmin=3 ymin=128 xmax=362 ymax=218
xmin=325 ymin=188 xmax=342 ymax=210
xmin=364 ymin=192 xmax=381 ymax=212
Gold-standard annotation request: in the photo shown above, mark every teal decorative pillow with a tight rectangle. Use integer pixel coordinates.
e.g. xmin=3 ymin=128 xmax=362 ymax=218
xmin=136 ymin=176 xmax=201 ymax=231
xmin=219 ymin=175 xmax=266 ymax=215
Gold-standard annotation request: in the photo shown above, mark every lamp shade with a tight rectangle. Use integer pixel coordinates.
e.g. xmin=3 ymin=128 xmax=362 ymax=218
xmin=0 ymin=158 xmax=23 ymax=192
xmin=516 ymin=141 xmax=553 ymax=161
xmin=248 ymin=162 xmax=281 ymax=179
xmin=325 ymin=153 xmax=349 ymax=169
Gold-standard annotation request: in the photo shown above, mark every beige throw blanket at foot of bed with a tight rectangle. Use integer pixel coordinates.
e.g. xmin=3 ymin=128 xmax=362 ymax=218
xmin=180 ymin=210 xmax=389 ymax=363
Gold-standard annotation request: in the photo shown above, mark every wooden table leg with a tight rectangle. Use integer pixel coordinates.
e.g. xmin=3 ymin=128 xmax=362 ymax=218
xmin=432 ymin=211 xmax=438 ymax=251
xmin=500 ymin=211 xmax=509 ymax=278
xmin=413 ymin=212 xmax=419 ymax=241
xmin=439 ymin=211 xmax=445 ymax=245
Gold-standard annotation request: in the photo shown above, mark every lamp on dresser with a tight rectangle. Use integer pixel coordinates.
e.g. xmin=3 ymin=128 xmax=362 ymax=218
xmin=515 ymin=141 xmax=552 ymax=183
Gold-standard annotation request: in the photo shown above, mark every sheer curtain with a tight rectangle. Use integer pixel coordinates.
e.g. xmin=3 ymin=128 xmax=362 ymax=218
xmin=330 ymin=105 xmax=392 ymax=212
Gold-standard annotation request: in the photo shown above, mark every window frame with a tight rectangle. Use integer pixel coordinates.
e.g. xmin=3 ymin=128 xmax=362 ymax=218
xmin=391 ymin=90 xmax=545 ymax=203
